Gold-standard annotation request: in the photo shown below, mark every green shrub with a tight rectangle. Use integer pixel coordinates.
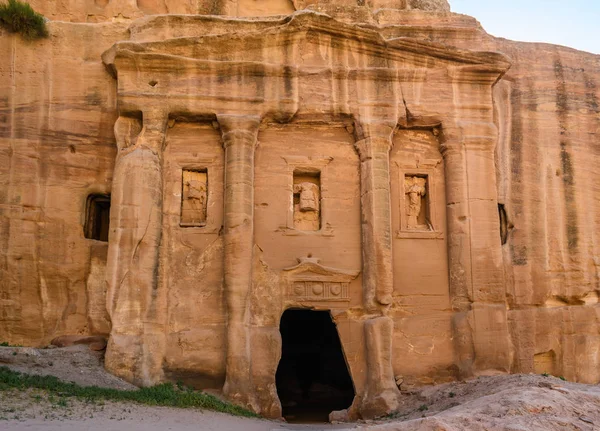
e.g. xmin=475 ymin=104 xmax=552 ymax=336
xmin=0 ymin=0 xmax=48 ymax=40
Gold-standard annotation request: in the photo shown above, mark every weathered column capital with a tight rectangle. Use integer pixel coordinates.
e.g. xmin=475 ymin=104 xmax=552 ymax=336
xmin=354 ymin=119 xmax=394 ymax=139
xmin=142 ymin=108 xmax=169 ymax=132
xmin=353 ymin=120 xmax=395 ymax=159
xmin=217 ymin=114 xmax=261 ymax=149
xmin=137 ymin=108 xmax=169 ymax=153
xmin=114 ymin=115 xmax=142 ymax=152
xmin=440 ymin=121 xmax=498 ymax=157
xmin=354 ymin=136 xmax=393 ymax=160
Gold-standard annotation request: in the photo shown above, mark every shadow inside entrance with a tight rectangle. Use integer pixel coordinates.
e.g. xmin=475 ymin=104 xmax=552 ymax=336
xmin=276 ymin=309 xmax=355 ymax=423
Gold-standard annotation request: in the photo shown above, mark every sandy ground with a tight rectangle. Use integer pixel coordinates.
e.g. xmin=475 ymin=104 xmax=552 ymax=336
xmin=0 ymin=345 xmax=136 ymax=390
xmin=1 ymin=346 xmax=600 ymax=430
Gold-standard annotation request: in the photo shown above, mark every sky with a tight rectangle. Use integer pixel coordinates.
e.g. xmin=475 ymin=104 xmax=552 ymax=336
xmin=450 ymin=0 xmax=600 ymax=55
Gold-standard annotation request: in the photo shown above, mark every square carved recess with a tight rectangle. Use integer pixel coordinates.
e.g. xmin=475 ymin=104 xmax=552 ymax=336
xmin=169 ymin=155 xmax=221 ymax=234
xmin=397 ymin=167 xmax=444 ymax=240
xmin=281 ymin=155 xmax=334 ymax=237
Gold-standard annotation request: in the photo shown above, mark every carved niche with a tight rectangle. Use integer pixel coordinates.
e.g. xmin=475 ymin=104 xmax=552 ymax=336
xmin=404 ymin=175 xmax=428 ymax=230
xmin=281 ymin=156 xmax=333 ymax=236
xmin=293 ymin=174 xmax=321 ymax=231
xmin=180 ymin=169 xmax=208 ymax=226
xmin=397 ymin=165 xmax=444 ymax=239
xmin=281 ymin=256 xmax=359 ymax=303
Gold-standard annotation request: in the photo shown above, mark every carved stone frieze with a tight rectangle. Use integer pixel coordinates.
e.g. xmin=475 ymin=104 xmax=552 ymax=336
xmin=281 ymin=256 xmax=359 ymax=303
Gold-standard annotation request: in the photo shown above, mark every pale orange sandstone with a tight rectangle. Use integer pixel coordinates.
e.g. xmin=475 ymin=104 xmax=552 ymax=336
xmin=0 ymin=0 xmax=598 ymax=421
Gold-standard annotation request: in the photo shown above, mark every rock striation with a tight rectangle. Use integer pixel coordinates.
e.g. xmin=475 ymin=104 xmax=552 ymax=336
xmin=0 ymin=0 xmax=599 ymax=421
xmin=23 ymin=0 xmax=451 ymax=22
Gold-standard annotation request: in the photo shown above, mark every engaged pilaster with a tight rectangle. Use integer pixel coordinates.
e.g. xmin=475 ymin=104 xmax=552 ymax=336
xmin=353 ymin=121 xmax=402 ymax=418
xmin=105 ymin=108 xmax=169 ymax=386
xmin=441 ymin=121 xmax=511 ymax=377
xmin=217 ymin=114 xmax=261 ymax=410
xmin=353 ymin=123 xmax=395 ymax=311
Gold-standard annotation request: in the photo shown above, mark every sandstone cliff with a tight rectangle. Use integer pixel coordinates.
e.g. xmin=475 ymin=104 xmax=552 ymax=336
xmin=0 ymin=0 xmax=598 ymax=419
xmin=24 ymin=0 xmax=450 ymax=22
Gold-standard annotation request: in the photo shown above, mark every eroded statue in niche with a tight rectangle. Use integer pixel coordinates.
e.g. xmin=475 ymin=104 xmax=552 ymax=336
xmin=181 ymin=170 xmax=208 ymax=225
xmin=293 ymin=182 xmax=320 ymax=230
xmin=405 ymin=176 xmax=428 ymax=230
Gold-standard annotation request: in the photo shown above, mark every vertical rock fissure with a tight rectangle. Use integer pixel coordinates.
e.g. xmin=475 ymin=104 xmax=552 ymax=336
xmin=509 ymin=84 xmax=527 ymax=266
xmin=554 ymin=58 xmax=579 ymax=255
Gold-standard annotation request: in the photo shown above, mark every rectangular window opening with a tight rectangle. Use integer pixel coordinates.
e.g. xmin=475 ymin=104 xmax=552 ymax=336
xmin=293 ymin=170 xmax=321 ymax=231
xmin=181 ymin=169 xmax=208 ymax=227
xmin=84 ymin=194 xmax=111 ymax=242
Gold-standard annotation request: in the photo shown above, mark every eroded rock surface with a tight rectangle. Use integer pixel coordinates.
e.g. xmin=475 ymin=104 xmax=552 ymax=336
xmin=25 ymin=0 xmax=451 ymax=22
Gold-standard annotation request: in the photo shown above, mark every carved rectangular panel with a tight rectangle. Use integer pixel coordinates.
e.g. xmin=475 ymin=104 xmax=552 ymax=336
xmin=180 ymin=169 xmax=208 ymax=227
xmin=288 ymin=281 xmax=349 ymax=302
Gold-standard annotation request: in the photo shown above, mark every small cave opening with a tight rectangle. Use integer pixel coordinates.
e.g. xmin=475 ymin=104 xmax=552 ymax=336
xmin=276 ymin=309 xmax=355 ymax=423
xmin=498 ymin=203 xmax=509 ymax=245
xmin=84 ymin=194 xmax=111 ymax=242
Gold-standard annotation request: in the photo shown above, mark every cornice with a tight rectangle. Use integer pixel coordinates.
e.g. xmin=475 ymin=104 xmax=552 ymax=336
xmin=103 ymin=11 xmax=510 ymax=79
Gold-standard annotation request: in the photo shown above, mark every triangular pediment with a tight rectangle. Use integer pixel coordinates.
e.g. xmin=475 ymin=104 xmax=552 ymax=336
xmin=281 ymin=257 xmax=358 ymax=302
xmin=282 ymin=257 xmax=359 ymax=282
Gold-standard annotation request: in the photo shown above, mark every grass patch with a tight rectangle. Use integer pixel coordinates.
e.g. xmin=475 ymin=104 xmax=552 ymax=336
xmin=0 ymin=366 xmax=257 ymax=418
xmin=0 ymin=0 xmax=48 ymax=40
xmin=0 ymin=342 xmax=23 ymax=347
xmin=0 ymin=342 xmax=21 ymax=347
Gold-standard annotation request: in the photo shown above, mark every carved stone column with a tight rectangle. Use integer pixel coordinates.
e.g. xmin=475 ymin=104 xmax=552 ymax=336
xmin=442 ymin=121 xmax=511 ymax=377
xmin=354 ymin=125 xmax=395 ymax=311
xmin=353 ymin=122 xmax=402 ymax=419
xmin=105 ymin=109 xmax=169 ymax=386
xmin=217 ymin=114 xmax=261 ymax=411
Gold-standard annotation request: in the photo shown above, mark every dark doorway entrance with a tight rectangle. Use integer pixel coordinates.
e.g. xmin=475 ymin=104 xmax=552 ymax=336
xmin=276 ymin=309 xmax=355 ymax=423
